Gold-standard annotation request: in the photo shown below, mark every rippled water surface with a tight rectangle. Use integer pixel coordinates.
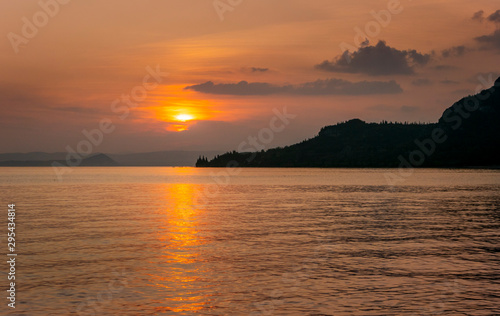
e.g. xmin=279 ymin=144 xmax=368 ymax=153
xmin=1 ymin=168 xmax=499 ymax=315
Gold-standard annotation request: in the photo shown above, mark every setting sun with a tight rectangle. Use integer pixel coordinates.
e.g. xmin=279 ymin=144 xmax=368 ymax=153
xmin=175 ymin=114 xmax=194 ymax=122
xmin=3 ymin=1 xmax=500 ymax=315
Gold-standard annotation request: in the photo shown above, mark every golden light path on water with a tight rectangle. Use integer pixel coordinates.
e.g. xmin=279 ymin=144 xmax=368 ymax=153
xmin=151 ymin=182 xmax=210 ymax=313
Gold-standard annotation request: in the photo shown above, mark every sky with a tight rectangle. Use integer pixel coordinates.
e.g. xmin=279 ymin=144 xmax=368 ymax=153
xmin=0 ymin=0 xmax=499 ymax=154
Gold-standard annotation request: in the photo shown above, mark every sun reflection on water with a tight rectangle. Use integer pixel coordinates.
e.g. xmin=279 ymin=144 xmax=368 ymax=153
xmin=150 ymin=183 xmax=212 ymax=313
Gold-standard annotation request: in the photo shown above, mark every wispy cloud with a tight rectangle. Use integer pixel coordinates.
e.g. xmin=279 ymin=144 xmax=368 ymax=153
xmin=475 ymin=29 xmax=500 ymax=50
xmin=411 ymin=78 xmax=433 ymax=86
xmin=251 ymin=67 xmax=269 ymax=72
xmin=487 ymin=10 xmax=500 ymax=23
xmin=471 ymin=10 xmax=485 ymax=22
xmin=185 ymin=78 xmax=403 ymax=96
xmin=441 ymin=45 xmax=466 ymax=58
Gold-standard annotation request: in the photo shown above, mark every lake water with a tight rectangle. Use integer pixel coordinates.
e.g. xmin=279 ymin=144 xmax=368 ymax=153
xmin=1 ymin=168 xmax=499 ymax=315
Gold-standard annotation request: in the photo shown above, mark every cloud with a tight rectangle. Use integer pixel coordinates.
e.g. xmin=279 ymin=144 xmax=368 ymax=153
xmin=433 ymin=65 xmax=458 ymax=71
xmin=475 ymin=29 xmax=500 ymax=49
xmin=473 ymin=9 xmax=500 ymax=23
xmin=440 ymin=80 xmax=460 ymax=85
xmin=411 ymin=78 xmax=433 ymax=86
xmin=472 ymin=10 xmax=485 ymax=22
xmin=473 ymin=10 xmax=500 ymax=50
xmin=241 ymin=67 xmax=270 ymax=73
xmin=441 ymin=45 xmax=466 ymax=58
xmin=251 ymin=67 xmax=269 ymax=72
xmin=50 ymin=106 xmax=105 ymax=115
xmin=488 ymin=10 xmax=500 ymax=23
xmin=315 ymin=41 xmax=431 ymax=76
xmin=185 ymin=78 xmax=403 ymax=96
xmin=185 ymin=81 xmax=279 ymax=95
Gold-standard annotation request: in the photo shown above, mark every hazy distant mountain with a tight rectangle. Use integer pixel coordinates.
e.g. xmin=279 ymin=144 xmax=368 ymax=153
xmin=0 ymin=152 xmax=66 ymax=162
xmin=109 ymin=151 xmax=221 ymax=166
xmin=197 ymin=77 xmax=500 ymax=168
xmin=0 ymin=151 xmax=221 ymax=167
xmin=80 ymin=153 xmax=119 ymax=166
xmin=0 ymin=153 xmax=119 ymax=167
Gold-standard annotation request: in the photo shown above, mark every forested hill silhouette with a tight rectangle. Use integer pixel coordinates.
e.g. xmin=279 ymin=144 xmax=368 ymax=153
xmin=197 ymin=77 xmax=500 ymax=168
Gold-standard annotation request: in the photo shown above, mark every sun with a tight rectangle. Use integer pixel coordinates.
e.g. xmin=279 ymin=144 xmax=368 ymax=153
xmin=175 ymin=114 xmax=194 ymax=122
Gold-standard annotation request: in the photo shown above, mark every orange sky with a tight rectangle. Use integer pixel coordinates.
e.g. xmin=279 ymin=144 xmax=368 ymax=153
xmin=0 ymin=0 xmax=499 ymax=153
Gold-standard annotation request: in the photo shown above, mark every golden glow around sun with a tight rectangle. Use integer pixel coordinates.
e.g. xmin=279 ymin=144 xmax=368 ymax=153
xmin=175 ymin=114 xmax=194 ymax=122
xmin=167 ymin=124 xmax=189 ymax=132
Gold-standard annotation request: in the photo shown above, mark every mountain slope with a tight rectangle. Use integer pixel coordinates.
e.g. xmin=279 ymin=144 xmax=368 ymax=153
xmin=197 ymin=77 xmax=500 ymax=168
xmin=0 ymin=151 xmax=221 ymax=167
xmin=0 ymin=153 xmax=119 ymax=167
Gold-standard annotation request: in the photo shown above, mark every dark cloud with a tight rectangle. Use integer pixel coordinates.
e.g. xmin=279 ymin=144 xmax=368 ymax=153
xmin=315 ymin=41 xmax=431 ymax=76
xmin=251 ymin=67 xmax=269 ymax=72
xmin=185 ymin=78 xmax=403 ymax=96
xmin=185 ymin=81 xmax=279 ymax=95
xmin=441 ymin=45 xmax=466 ymax=58
xmin=488 ymin=10 xmax=500 ymax=23
xmin=440 ymin=80 xmax=460 ymax=85
xmin=472 ymin=10 xmax=485 ymax=22
xmin=473 ymin=10 xmax=500 ymax=23
xmin=475 ymin=29 xmax=500 ymax=49
xmin=50 ymin=106 xmax=105 ymax=115
xmin=407 ymin=50 xmax=432 ymax=65
xmin=411 ymin=78 xmax=433 ymax=86
xmin=433 ymin=65 xmax=458 ymax=71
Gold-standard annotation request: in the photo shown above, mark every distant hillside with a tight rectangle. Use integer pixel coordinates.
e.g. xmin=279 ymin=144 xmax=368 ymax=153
xmin=0 ymin=153 xmax=119 ymax=167
xmin=0 ymin=151 xmax=221 ymax=167
xmin=0 ymin=152 xmax=66 ymax=162
xmin=197 ymin=77 xmax=500 ymax=168
xmin=109 ymin=151 xmax=221 ymax=166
